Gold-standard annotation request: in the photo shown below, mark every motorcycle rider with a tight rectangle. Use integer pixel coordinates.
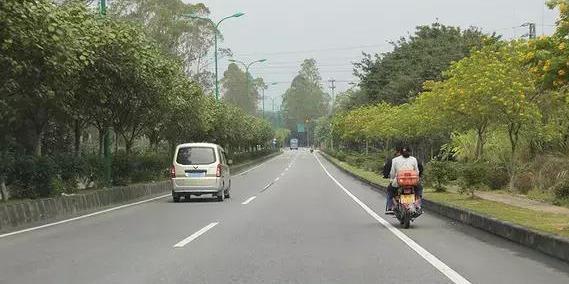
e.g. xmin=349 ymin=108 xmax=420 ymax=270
xmin=383 ymin=146 xmax=402 ymax=214
xmin=389 ymin=146 xmax=422 ymax=210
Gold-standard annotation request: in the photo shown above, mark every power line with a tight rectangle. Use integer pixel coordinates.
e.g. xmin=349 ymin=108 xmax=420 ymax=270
xmin=328 ymin=78 xmax=337 ymax=114
xmin=233 ymin=43 xmax=391 ymax=57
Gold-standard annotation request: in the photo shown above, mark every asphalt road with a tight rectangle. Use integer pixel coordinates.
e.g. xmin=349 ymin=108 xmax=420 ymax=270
xmin=0 ymin=149 xmax=568 ymax=283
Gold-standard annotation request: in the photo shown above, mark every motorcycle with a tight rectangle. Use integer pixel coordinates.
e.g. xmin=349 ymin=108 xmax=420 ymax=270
xmin=393 ymin=170 xmax=422 ymax=229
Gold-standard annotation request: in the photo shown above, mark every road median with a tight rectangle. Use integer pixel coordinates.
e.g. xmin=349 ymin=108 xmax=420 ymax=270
xmin=0 ymin=150 xmax=282 ymax=234
xmin=319 ymin=151 xmax=569 ymax=263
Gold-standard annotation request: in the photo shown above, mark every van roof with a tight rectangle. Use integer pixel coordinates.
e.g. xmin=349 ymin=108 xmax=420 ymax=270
xmin=176 ymin=143 xmax=224 ymax=151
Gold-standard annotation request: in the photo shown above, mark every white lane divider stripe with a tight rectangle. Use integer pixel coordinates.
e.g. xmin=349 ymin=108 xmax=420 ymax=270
xmin=242 ymin=196 xmax=257 ymax=205
xmin=314 ymin=154 xmax=471 ymax=284
xmin=174 ymin=222 xmax=219 ymax=248
xmin=0 ymin=193 xmax=171 ymax=239
xmin=274 ymin=177 xmax=280 ymax=182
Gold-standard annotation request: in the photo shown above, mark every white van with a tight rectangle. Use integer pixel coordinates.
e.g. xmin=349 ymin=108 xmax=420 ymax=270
xmin=170 ymin=143 xmax=232 ymax=202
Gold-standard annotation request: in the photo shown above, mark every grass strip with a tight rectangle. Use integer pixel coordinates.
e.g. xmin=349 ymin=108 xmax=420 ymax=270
xmin=323 ymin=153 xmax=569 ymax=239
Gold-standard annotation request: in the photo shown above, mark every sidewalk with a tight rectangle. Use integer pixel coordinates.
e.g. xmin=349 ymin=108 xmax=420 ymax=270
xmin=475 ymin=191 xmax=569 ymax=216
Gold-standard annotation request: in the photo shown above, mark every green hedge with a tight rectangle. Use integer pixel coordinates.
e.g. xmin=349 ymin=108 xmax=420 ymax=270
xmin=2 ymin=148 xmax=279 ymax=200
xmin=3 ymin=152 xmax=170 ymax=199
xmin=228 ymin=149 xmax=278 ymax=164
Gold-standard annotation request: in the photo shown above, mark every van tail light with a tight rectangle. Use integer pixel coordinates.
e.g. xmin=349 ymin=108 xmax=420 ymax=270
xmin=170 ymin=165 xmax=176 ymax=178
xmin=216 ymin=164 xmax=222 ymax=177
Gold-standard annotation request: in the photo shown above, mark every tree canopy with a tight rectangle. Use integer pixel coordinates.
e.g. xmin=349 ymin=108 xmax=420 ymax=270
xmin=0 ymin=0 xmax=274 ymax=157
xmin=282 ymin=59 xmax=330 ymax=132
xmin=221 ymin=63 xmax=262 ymax=115
xmin=353 ymin=23 xmax=494 ymax=106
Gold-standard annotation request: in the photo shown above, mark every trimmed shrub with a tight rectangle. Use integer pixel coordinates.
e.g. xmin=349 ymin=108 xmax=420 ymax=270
xmin=52 ymin=153 xmax=90 ymax=193
xmin=335 ymin=150 xmax=347 ymax=162
xmin=111 ymin=151 xmax=169 ymax=186
xmin=486 ymin=165 xmax=510 ymax=190
xmin=10 ymin=156 xmax=59 ymax=198
xmin=552 ymin=178 xmax=569 ymax=199
xmin=514 ymin=172 xmax=535 ymax=193
xmin=228 ymin=148 xmax=277 ymax=164
xmin=362 ymin=159 xmax=382 ymax=173
xmin=425 ymin=161 xmax=457 ymax=192
xmin=459 ymin=161 xmax=488 ymax=197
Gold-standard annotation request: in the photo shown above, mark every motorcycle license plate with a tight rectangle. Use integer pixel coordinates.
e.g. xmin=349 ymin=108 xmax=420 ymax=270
xmin=400 ymin=195 xmax=415 ymax=204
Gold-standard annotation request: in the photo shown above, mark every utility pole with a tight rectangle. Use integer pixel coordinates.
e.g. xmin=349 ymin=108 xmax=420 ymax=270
xmin=271 ymin=97 xmax=275 ymax=125
xmin=522 ymin=22 xmax=536 ymax=39
xmin=327 ymin=78 xmax=336 ymax=150
xmin=305 ymin=118 xmax=310 ymax=148
xmin=328 ymin=78 xmax=336 ymax=113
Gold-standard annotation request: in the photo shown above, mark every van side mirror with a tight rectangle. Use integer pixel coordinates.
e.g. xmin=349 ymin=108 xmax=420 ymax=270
xmin=228 ymin=159 xmax=233 ymax=165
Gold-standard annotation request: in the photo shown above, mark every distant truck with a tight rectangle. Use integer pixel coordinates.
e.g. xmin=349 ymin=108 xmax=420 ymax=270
xmin=290 ymin=138 xmax=299 ymax=150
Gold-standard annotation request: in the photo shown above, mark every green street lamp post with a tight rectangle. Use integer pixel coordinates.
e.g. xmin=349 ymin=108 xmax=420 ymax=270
xmin=99 ymin=0 xmax=112 ymax=187
xmin=182 ymin=12 xmax=245 ymax=101
xmin=228 ymin=58 xmax=267 ymax=114
xmin=99 ymin=0 xmax=107 ymax=16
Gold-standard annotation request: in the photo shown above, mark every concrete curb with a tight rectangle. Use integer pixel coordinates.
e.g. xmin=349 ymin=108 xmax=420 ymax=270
xmin=0 ymin=181 xmax=170 ymax=233
xmin=0 ymin=151 xmax=282 ymax=233
xmin=319 ymin=152 xmax=569 ymax=263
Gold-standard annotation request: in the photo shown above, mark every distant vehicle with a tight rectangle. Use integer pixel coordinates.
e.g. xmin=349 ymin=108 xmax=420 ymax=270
xmin=290 ymin=138 xmax=299 ymax=150
xmin=170 ymin=143 xmax=231 ymax=202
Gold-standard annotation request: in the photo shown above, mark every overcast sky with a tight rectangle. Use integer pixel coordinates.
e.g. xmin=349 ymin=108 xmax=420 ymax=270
xmin=190 ymin=0 xmax=558 ymax=108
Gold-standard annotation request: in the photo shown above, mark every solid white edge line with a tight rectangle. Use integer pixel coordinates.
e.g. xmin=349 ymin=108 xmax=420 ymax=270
xmin=0 ymin=193 xmax=171 ymax=239
xmin=173 ymin=222 xmax=219 ymax=248
xmin=234 ymin=154 xmax=281 ymax=177
xmin=242 ymin=196 xmax=257 ymax=205
xmin=314 ymin=154 xmax=471 ymax=284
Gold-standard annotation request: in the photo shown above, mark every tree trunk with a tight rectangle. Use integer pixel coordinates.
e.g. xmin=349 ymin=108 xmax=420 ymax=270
xmin=365 ymin=140 xmax=369 ymax=155
xmin=169 ymin=140 xmax=176 ymax=158
xmin=475 ymin=123 xmax=487 ymax=161
xmin=124 ymin=134 xmax=134 ymax=155
xmin=115 ymin=132 xmax=119 ymax=153
xmin=74 ymin=119 xmax=82 ymax=158
xmin=98 ymin=128 xmax=104 ymax=158
xmin=508 ymin=124 xmax=521 ymax=192
xmin=0 ymin=177 xmax=7 ymax=202
xmin=33 ymin=128 xmax=43 ymax=157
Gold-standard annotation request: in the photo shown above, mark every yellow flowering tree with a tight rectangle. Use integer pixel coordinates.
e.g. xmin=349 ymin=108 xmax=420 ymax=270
xmin=429 ymin=41 xmax=539 ymax=189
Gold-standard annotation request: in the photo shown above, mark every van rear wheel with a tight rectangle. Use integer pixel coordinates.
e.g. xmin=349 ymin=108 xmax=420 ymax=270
xmin=224 ymin=181 xmax=231 ymax=198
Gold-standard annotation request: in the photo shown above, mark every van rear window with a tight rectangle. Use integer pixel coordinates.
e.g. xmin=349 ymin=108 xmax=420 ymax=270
xmin=176 ymin=147 xmax=216 ymax=165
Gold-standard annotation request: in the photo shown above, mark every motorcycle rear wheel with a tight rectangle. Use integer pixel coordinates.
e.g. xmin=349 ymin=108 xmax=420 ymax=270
xmin=403 ymin=215 xmax=411 ymax=229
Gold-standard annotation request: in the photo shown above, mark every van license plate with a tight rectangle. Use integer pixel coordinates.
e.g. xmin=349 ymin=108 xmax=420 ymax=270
xmin=186 ymin=172 xmax=205 ymax=177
